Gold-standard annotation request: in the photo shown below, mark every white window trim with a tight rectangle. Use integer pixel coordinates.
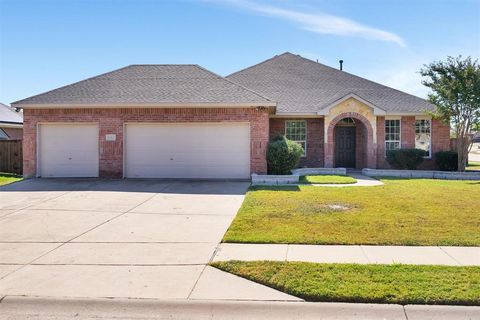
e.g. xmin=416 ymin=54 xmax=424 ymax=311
xmin=415 ymin=119 xmax=432 ymax=159
xmin=385 ymin=119 xmax=401 ymax=157
xmin=285 ymin=120 xmax=307 ymax=157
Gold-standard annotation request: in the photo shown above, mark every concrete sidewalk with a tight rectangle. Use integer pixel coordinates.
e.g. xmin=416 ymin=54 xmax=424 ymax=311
xmin=213 ymin=243 xmax=480 ymax=266
xmin=1 ymin=296 xmax=479 ymax=320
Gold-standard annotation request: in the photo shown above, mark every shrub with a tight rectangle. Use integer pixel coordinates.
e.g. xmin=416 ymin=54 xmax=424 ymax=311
xmin=435 ymin=151 xmax=458 ymax=171
xmin=267 ymin=135 xmax=304 ymax=175
xmin=386 ymin=148 xmax=426 ymax=170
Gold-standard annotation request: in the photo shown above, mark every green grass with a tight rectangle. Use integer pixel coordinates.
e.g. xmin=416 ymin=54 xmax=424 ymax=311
xmin=212 ymin=261 xmax=480 ymax=306
xmin=299 ymin=175 xmax=357 ymax=184
xmin=224 ymin=178 xmax=480 ymax=246
xmin=467 ymin=161 xmax=480 ymax=171
xmin=0 ymin=173 xmax=22 ymax=186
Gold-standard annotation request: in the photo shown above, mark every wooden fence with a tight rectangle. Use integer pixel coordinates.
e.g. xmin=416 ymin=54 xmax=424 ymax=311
xmin=0 ymin=140 xmax=23 ymax=175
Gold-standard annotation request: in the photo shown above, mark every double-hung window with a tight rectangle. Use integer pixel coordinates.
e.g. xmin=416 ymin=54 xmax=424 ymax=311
xmin=285 ymin=120 xmax=306 ymax=156
xmin=415 ymin=119 xmax=431 ymax=157
xmin=385 ymin=119 xmax=401 ymax=155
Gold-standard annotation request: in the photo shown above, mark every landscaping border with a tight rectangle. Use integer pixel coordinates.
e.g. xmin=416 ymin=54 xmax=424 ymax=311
xmin=362 ymin=168 xmax=480 ymax=180
xmin=251 ymin=174 xmax=299 ymax=185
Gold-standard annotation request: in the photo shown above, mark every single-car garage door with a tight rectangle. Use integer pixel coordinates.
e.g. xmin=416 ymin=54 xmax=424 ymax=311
xmin=125 ymin=123 xmax=250 ymax=179
xmin=38 ymin=124 xmax=99 ymax=177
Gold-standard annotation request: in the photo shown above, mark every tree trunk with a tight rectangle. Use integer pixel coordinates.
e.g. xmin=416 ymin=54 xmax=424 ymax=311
xmin=457 ymin=136 xmax=471 ymax=171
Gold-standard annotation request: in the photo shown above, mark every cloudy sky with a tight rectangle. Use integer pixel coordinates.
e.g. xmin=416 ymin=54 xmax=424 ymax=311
xmin=0 ymin=0 xmax=479 ymax=103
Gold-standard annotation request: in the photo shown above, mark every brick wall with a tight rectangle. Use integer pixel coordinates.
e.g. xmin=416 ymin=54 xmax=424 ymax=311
xmin=269 ymin=118 xmax=324 ymax=167
xmin=377 ymin=116 xmax=451 ymax=169
xmin=23 ymin=107 xmax=270 ymax=178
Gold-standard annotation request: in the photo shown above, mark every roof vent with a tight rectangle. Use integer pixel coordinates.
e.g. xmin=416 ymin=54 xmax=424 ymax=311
xmin=339 ymin=60 xmax=344 ymax=71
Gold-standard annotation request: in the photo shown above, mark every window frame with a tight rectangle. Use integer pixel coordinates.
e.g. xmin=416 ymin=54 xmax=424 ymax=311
xmin=384 ymin=119 xmax=401 ymax=156
xmin=285 ymin=120 xmax=307 ymax=157
xmin=415 ymin=119 xmax=432 ymax=158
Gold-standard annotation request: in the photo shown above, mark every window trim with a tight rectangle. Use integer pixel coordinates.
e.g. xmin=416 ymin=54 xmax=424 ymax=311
xmin=384 ymin=119 xmax=401 ymax=157
xmin=285 ymin=120 xmax=307 ymax=157
xmin=415 ymin=119 xmax=432 ymax=158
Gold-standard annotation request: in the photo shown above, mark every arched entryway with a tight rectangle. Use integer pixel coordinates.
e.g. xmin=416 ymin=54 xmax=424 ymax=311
xmin=325 ymin=112 xmax=376 ymax=169
xmin=334 ymin=118 xmax=356 ymax=167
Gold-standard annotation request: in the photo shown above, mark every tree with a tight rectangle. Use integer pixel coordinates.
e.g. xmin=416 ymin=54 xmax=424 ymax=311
xmin=420 ymin=56 xmax=480 ymax=171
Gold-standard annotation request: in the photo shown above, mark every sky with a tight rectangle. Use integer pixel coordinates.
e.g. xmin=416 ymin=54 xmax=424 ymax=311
xmin=0 ymin=0 xmax=479 ymax=104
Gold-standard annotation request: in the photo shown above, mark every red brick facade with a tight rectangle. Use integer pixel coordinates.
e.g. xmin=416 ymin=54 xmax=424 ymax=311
xmin=23 ymin=107 xmax=270 ymax=178
xmin=376 ymin=116 xmax=451 ymax=169
xmin=269 ymin=118 xmax=324 ymax=167
xmin=23 ymin=108 xmax=451 ymax=178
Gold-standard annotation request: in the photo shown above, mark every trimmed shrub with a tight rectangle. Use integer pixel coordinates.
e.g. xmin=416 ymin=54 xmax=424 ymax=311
xmin=435 ymin=151 xmax=458 ymax=171
xmin=267 ymin=135 xmax=304 ymax=175
xmin=386 ymin=148 xmax=426 ymax=170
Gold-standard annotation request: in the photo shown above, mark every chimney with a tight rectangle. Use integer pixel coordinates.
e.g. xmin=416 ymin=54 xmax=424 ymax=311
xmin=339 ymin=60 xmax=344 ymax=71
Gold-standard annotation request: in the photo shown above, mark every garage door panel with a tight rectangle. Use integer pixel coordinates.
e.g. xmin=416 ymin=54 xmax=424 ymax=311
xmin=125 ymin=123 xmax=250 ymax=179
xmin=39 ymin=124 xmax=99 ymax=178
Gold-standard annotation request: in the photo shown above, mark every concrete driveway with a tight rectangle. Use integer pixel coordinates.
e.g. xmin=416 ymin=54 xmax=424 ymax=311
xmin=0 ymin=179 xmax=297 ymax=301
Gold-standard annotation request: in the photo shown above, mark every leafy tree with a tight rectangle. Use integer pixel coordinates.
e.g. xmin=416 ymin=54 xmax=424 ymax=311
xmin=420 ymin=56 xmax=480 ymax=171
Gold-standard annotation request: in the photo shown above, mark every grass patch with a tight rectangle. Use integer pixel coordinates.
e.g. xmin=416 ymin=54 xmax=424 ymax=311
xmin=0 ymin=173 xmax=22 ymax=186
xmin=224 ymin=178 xmax=480 ymax=246
xmin=467 ymin=161 xmax=480 ymax=171
xmin=212 ymin=261 xmax=480 ymax=306
xmin=299 ymin=175 xmax=356 ymax=184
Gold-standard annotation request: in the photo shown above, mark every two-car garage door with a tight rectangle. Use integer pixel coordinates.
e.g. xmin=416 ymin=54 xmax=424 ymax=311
xmin=38 ymin=122 xmax=250 ymax=179
xmin=124 ymin=123 xmax=250 ymax=179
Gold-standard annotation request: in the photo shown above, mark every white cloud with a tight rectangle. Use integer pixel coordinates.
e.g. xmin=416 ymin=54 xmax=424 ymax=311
xmin=213 ymin=0 xmax=405 ymax=46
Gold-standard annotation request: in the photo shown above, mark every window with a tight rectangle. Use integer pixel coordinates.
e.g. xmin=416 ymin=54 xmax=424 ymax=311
xmin=415 ymin=119 xmax=431 ymax=157
xmin=285 ymin=120 xmax=306 ymax=156
xmin=385 ymin=119 xmax=401 ymax=155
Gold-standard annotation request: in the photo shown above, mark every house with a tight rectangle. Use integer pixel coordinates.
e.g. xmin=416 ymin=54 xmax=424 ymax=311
xmin=12 ymin=52 xmax=450 ymax=179
xmin=0 ymin=103 xmax=23 ymax=140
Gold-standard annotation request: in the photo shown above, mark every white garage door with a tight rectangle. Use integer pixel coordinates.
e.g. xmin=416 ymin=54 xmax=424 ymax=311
xmin=38 ymin=124 xmax=99 ymax=177
xmin=125 ymin=123 xmax=250 ymax=179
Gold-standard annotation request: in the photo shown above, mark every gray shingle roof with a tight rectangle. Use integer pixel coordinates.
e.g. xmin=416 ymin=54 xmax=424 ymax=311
xmin=227 ymin=52 xmax=434 ymax=114
xmin=12 ymin=65 xmax=273 ymax=106
xmin=0 ymin=103 xmax=23 ymax=124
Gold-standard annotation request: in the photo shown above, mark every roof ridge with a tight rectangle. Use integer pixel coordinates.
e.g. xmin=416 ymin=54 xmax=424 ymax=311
xmin=11 ymin=65 xmax=132 ymax=105
xmin=226 ymin=52 xmax=293 ymax=78
xmin=194 ymin=64 xmax=274 ymax=102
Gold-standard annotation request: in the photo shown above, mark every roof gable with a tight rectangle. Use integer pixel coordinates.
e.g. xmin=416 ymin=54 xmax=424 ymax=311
xmin=0 ymin=103 xmax=23 ymax=124
xmin=227 ymin=52 xmax=433 ymax=114
xmin=12 ymin=65 xmax=273 ymax=107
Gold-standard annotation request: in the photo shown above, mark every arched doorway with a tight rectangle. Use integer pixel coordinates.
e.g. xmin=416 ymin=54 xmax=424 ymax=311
xmin=334 ymin=118 xmax=356 ymax=167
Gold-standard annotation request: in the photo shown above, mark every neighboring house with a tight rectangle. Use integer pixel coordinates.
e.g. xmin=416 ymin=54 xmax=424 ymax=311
xmin=12 ymin=52 xmax=450 ymax=179
xmin=0 ymin=103 xmax=23 ymax=140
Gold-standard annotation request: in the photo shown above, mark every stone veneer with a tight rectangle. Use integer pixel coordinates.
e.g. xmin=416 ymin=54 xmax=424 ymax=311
xmin=23 ymin=107 xmax=270 ymax=178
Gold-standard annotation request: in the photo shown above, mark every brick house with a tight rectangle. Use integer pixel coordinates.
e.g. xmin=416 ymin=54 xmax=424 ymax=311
xmin=12 ymin=53 xmax=450 ymax=179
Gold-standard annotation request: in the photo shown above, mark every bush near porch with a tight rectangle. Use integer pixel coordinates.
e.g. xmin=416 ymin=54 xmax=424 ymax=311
xmin=223 ymin=178 xmax=480 ymax=246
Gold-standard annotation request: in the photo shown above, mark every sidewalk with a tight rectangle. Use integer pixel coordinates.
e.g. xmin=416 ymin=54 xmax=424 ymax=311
xmin=1 ymin=296 xmax=479 ymax=320
xmin=213 ymin=243 xmax=480 ymax=266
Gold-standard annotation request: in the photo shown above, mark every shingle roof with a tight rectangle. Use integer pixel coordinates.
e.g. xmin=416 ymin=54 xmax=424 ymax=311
xmin=12 ymin=65 xmax=273 ymax=106
xmin=227 ymin=52 xmax=434 ymax=114
xmin=0 ymin=103 xmax=23 ymax=124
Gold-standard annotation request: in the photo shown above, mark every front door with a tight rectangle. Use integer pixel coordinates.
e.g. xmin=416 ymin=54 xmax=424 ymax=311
xmin=335 ymin=126 xmax=356 ymax=168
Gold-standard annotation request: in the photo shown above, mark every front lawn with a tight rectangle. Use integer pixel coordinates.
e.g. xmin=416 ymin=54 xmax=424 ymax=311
xmin=0 ymin=173 xmax=22 ymax=186
xmin=224 ymin=178 xmax=480 ymax=246
xmin=212 ymin=261 xmax=480 ymax=306
xmin=299 ymin=175 xmax=356 ymax=184
xmin=467 ymin=161 xmax=480 ymax=171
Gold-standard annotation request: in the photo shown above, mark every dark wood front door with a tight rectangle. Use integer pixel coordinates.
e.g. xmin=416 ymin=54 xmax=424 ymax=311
xmin=335 ymin=126 xmax=356 ymax=168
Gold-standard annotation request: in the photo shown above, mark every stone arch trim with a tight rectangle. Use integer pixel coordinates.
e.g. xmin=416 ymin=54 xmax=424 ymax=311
xmin=325 ymin=112 xmax=376 ymax=168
